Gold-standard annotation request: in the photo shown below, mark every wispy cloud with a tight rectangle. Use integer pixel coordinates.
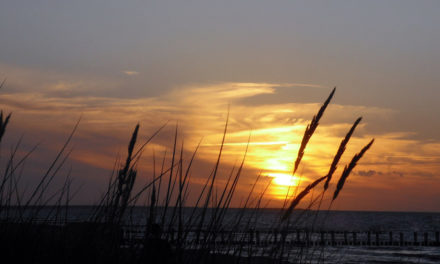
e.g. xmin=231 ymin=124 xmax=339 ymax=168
xmin=123 ymin=70 xmax=139 ymax=76
xmin=0 ymin=63 xmax=123 ymax=97
xmin=284 ymin=83 xmax=327 ymax=89
xmin=1 ymin=66 xmax=440 ymax=209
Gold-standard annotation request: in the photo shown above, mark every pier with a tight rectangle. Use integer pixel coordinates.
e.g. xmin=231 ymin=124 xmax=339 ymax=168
xmin=124 ymin=226 xmax=440 ymax=247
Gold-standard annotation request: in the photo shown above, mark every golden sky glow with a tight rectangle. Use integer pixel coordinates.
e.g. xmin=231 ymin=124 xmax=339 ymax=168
xmin=1 ymin=65 xmax=440 ymax=211
xmin=2 ymin=2 xmax=440 ymax=212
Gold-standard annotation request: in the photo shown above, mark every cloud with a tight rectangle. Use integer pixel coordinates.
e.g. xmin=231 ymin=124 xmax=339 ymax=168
xmin=2 ymin=66 xmax=440 ymax=208
xmin=284 ymin=83 xmax=326 ymax=89
xmin=0 ymin=79 xmax=426 ymax=180
xmin=0 ymin=63 xmax=124 ymax=98
xmin=356 ymin=170 xmax=382 ymax=177
xmin=123 ymin=70 xmax=139 ymax=76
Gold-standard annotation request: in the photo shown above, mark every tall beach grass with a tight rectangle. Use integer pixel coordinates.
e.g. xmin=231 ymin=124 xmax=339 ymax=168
xmin=0 ymin=86 xmax=374 ymax=264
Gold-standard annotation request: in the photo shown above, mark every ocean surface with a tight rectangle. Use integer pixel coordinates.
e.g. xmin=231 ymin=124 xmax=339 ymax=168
xmin=2 ymin=207 xmax=440 ymax=263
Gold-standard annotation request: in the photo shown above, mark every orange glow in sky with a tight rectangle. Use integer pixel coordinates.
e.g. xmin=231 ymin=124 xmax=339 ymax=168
xmin=1 ymin=80 xmax=440 ymax=211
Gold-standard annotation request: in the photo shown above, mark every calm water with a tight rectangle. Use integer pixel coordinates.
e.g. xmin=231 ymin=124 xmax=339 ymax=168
xmin=2 ymin=207 xmax=440 ymax=263
xmin=10 ymin=206 xmax=437 ymax=231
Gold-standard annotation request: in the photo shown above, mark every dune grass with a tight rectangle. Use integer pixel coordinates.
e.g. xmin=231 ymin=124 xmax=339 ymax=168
xmin=0 ymin=86 xmax=374 ymax=264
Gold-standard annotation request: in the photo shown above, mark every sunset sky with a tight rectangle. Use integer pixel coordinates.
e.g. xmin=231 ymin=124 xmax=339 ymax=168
xmin=1 ymin=1 xmax=440 ymax=211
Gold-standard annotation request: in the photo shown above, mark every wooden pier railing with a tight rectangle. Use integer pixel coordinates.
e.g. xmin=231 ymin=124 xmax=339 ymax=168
xmin=5 ymin=220 xmax=439 ymax=247
xmin=123 ymin=227 xmax=440 ymax=247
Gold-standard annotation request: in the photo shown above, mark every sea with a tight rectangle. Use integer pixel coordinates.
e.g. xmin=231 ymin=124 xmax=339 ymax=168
xmin=2 ymin=207 xmax=440 ymax=263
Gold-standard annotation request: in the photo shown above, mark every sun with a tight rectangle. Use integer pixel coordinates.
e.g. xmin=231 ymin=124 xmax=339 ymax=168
xmin=264 ymin=172 xmax=299 ymax=200
xmin=265 ymin=172 xmax=299 ymax=186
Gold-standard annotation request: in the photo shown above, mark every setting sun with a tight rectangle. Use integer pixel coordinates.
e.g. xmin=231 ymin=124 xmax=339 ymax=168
xmin=266 ymin=172 xmax=299 ymax=186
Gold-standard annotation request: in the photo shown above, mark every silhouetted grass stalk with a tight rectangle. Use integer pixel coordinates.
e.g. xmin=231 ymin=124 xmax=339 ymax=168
xmin=0 ymin=84 xmax=377 ymax=264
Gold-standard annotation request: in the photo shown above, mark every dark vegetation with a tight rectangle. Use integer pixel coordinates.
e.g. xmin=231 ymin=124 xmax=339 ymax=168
xmin=0 ymin=84 xmax=374 ymax=263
